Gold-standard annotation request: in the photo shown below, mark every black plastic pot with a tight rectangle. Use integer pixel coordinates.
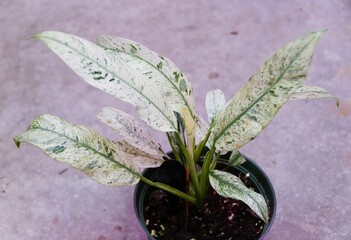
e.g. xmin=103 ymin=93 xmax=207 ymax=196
xmin=134 ymin=153 xmax=276 ymax=239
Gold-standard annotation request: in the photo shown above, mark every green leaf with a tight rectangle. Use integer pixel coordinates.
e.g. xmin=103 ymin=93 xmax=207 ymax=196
xmin=209 ymin=170 xmax=269 ymax=223
xmin=96 ymin=35 xmax=196 ymax=117
xmin=34 ymin=31 xmax=195 ymax=132
xmin=206 ymin=89 xmax=226 ymax=123
xmin=291 ymin=85 xmax=340 ymax=106
xmin=213 ymin=30 xmax=326 ymax=151
xmin=98 ymin=107 xmax=166 ymax=158
xmin=14 ymin=114 xmax=140 ymax=186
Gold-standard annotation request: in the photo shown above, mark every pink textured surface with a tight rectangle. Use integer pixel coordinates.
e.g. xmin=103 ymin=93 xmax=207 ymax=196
xmin=1 ymin=1 xmax=350 ymax=239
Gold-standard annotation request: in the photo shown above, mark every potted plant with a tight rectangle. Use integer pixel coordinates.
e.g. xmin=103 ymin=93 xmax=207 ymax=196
xmin=14 ymin=30 xmax=338 ymax=239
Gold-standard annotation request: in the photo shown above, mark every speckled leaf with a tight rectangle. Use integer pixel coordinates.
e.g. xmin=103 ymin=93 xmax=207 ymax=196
xmin=115 ymin=141 xmax=164 ymax=168
xmin=98 ymin=107 xmax=166 ymax=158
xmin=206 ymin=89 xmax=226 ymax=123
xmin=13 ymin=114 xmax=140 ymax=186
xmin=291 ymin=85 xmax=340 ymax=106
xmin=228 ymin=150 xmax=246 ymax=166
xmin=209 ymin=170 xmax=268 ymax=223
xmin=96 ymin=35 xmax=196 ymax=118
xmin=34 ymin=31 xmax=193 ymax=132
xmin=213 ymin=30 xmax=326 ymax=151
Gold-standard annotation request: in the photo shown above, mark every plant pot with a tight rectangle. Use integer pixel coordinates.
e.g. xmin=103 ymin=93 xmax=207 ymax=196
xmin=134 ymin=153 xmax=276 ymax=239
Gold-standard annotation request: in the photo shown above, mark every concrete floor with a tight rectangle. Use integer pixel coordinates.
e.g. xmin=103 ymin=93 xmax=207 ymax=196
xmin=1 ymin=1 xmax=351 ymax=239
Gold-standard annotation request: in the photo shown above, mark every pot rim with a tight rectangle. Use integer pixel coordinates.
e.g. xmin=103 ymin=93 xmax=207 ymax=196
xmin=134 ymin=153 xmax=276 ymax=240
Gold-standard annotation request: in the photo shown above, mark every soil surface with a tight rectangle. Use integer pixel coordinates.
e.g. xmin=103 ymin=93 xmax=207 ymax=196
xmin=144 ymin=185 xmax=265 ymax=240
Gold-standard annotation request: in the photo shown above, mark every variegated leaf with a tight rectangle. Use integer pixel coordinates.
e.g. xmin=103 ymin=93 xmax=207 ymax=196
xmin=213 ymin=30 xmax=326 ymax=151
xmin=209 ymin=170 xmax=268 ymax=223
xmin=115 ymin=141 xmax=164 ymax=168
xmin=34 ymin=31 xmax=194 ymax=132
xmin=291 ymin=85 xmax=340 ymax=106
xmin=96 ymin=35 xmax=196 ymax=116
xmin=179 ymin=107 xmax=196 ymax=153
xmin=195 ymin=116 xmax=213 ymax=147
xmin=228 ymin=150 xmax=246 ymax=166
xmin=206 ymin=89 xmax=226 ymax=123
xmin=13 ymin=114 xmax=140 ymax=186
xmin=98 ymin=107 xmax=166 ymax=157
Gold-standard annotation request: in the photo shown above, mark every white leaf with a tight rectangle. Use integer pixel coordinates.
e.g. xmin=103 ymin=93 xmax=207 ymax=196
xmin=98 ymin=107 xmax=166 ymax=157
xmin=209 ymin=170 xmax=269 ymax=223
xmin=14 ymin=114 xmax=140 ymax=186
xmin=115 ymin=141 xmax=164 ymax=168
xmin=206 ymin=89 xmax=226 ymax=123
xmin=35 ymin=31 xmax=195 ymax=132
xmin=96 ymin=35 xmax=196 ymax=121
xmin=213 ymin=30 xmax=326 ymax=151
xmin=228 ymin=150 xmax=246 ymax=166
xmin=291 ymin=85 xmax=340 ymax=106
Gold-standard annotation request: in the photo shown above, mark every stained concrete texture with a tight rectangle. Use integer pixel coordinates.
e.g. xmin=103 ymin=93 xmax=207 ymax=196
xmin=1 ymin=0 xmax=351 ymax=239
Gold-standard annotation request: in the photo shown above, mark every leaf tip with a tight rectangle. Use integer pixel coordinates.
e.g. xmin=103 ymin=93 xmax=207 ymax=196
xmin=13 ymin=136 xmax=21 ymax=148
xmin=31 ymin=32 xmax=46 ymax=40
xmin=313 ymin=29 xmax=328 ymax=40
xmin=31 ymin=31 xmax=60 ymax=41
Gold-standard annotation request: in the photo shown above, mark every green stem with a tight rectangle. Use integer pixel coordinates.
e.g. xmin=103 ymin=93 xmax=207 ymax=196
xmin=140 ymin=176 xmax=198 ymax=206
xmin=198 ymin=146 xmax=216 ymax=204
xmin=194 ymin=129 xmax=212 ymax=163
xmin=166 ymin=132 xmax=182 ymax=163
xmin=174 ymin=133 xmax=201 ymax=202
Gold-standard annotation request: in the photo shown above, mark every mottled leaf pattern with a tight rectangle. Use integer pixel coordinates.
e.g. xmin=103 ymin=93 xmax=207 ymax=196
xmin=291 ymin=85 xmax=340 ymax=106
xmin=14 ymin=30 xmax=336 ymax=216
xmin=213 ymin=30 xmax=326 ymax=151
xmin=206 ymin=89 xmax=226 ymax=123
xmin=96 ymin=35 xmax=196 ymax=116
xmin=14 ymin=114 xmax=140 ymax=186
xmin=115 ymin=141 xmax=164 ymax=168
xmin=209 ymin=170 xmax=268 ymax=223
xmin=34 ymin=31 xmax=194 ymax=132
xmin=98 ymin=107 xmax=166 ymax=158
xmin=228 ymin=150 xmax=246 ymax=166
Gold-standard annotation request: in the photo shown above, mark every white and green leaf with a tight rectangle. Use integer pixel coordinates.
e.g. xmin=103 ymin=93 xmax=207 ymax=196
xmin=179 ymin=107 xmax=196 ymax=154
xmin=195 ymin=115 xmax=214 ymax=148
xmin=115 ymin=140 xmax=164 ymax=168
xmin=98 ymin=107 xmax=166 ymax=158
xmin=228 ymin=150 xmax=246 ymax=166
xmin=14 ymin=114 xmax=140 ymax=186
xmin=34 ymin=31 xmax=195 ymax=132
xmin=96 ymin=35 xmax=196 ymax=117
xmin=291 ymin=85 xmax=340 ymax=106
xmin=209 ymin=170 xmax=269 ymax=223
xmin=206 ymin=89 xmax=226 ymax=123
xmin=213 ymin=30 xmax=326 ymax=151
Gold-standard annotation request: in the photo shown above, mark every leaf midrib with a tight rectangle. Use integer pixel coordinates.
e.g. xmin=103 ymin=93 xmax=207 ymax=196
xmin=211 ymin=171 xmax=267 ymax=221
xmin=30 ymin=125 xmax=141 ymax=179
xmin=105 ymin=111 xmax=161 ymax=154
xmin=214 ymin=36 xmax=316 ymax=143
xmin=38 ymin=34 xmax=177 ymax=131
xmin=100 ymin=42 xmax=195 ymax=117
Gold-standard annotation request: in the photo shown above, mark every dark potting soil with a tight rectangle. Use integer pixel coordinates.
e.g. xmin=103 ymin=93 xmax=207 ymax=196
xmin=144 ymin=185 xmax=265 ymax=240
